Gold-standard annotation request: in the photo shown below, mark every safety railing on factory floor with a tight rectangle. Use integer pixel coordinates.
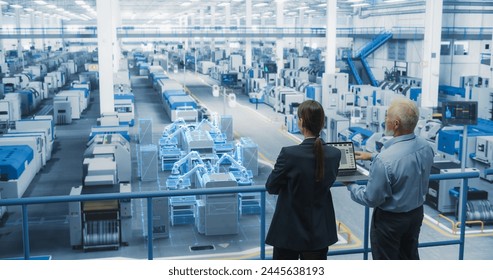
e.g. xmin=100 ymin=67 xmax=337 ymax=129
xmin=0 ymin=170 xmax=485 ymax=260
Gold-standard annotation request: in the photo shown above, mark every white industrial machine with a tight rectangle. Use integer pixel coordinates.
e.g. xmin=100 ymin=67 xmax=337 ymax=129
xmin=471 ymin=135 xmax=493 ymax=181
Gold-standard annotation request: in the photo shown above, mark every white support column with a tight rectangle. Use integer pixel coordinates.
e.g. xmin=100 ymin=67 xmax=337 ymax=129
xmin=49 ymin=16 xmax=58 ymax=50
xmin=29 ymin=12 xmax=35 ymax=48
xmin=184 ymin=14 xmax=189 ymax=50
xmin=0 ymin=3 xmax=5 ymax=72
xmin=34 ymin=13 xmax=42 ymax=50
xmin=276 ymin=0 xmax=284 ymax=80
xmin=225 ymin=3 xmax=231 ymax=57
xmin=308 ymin=15 xmax=313 ymax=49
xmin=421 ymin=0 xmax=443 ymax=108
xmin=211 ymin=5 xmax=216 ymax=51
xmin=200 ymin=8 xmax=204 ymax=49
xmin=14 ymin=6 xmax=23 ymax=64
xmin=112 ymin=0 xmax=122 ymax=71
xmin=41 ymin=13 xmax=46 ymax=51
xmin=490 ymin=32 xmax=493 ymax=85
xmin=245 ymin=0 xmax=252 ymax=67
xmin=298 ymin=8 xmax=305 ymax=55
xmin=0 ymin=3 xmax=4 ymax=52
xmin=325 ymin=0 xmax=336 ymax=75
xmin=321 ymin=0 xmax=337 ymax=110
xmin=97 ymin=0 xmax=116 ymax=114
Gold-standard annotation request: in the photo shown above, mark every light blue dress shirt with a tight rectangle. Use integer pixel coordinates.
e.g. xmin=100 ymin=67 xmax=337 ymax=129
xmin=348 ymin=133 xmax=434 ymax=213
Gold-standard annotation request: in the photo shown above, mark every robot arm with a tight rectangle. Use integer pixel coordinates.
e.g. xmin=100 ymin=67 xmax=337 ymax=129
xmin=170 ymin=151 xmax=204 ymax=175
xmin=214 ymin=153 xmax=250 ymax=185
xmin=175 ymin=164 xmax=206 ymax=189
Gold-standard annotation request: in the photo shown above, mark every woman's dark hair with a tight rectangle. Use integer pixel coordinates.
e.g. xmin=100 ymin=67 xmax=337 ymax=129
xmin=297 ymin=100 xmax=325 ymax=182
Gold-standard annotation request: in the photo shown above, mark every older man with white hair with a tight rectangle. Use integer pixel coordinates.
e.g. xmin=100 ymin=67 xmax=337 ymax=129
xmin=346 ymin=98 xmax=434 ymax=260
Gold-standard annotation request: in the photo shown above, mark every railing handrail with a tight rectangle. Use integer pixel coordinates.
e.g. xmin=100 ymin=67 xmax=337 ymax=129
xmin=0 ymin=170 xmax=485 ymax=260
xmin=0 ymin=185 xmax=266 ymax=207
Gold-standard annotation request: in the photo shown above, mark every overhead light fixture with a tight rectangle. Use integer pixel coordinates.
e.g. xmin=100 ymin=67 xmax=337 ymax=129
xmin=75 ymin=1 xmax=86 ymax=5
xmin=253 ymin=3 xmax=268 ymax=7
xmin=384 ymin=0 xmax=406 ymax=2
xmin=24 ymin=8 xmax=35 ymax=12
xmin=0 ymin=0 xmax=8 ymax=4
xmin=11 ymin=4 xmax=23 ymax=9
xmin=46 ymin=5 xmax=57 ymax=9
xmin=180 ymin=2 xmax=192 ymax=6
xmin=218 ymin=2 xmax=230 ymax=6
xmin=34 ymin=1 xmax=47 ymax=5
xmin=317 ymin=3 xmax=327 ymax=7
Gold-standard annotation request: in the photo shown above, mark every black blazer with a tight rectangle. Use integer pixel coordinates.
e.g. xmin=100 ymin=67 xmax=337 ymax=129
xmin=265 ymin=138 xmax=341 ymax=251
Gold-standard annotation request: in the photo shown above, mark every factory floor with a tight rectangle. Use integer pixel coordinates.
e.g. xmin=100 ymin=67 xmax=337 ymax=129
xmin=0 ymin=69 xmax=492 ymax=260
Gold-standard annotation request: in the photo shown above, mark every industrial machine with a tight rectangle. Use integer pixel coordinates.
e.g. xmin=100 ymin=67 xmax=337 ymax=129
xmin=471 ymin=135 xmax=493 ymax=181
xmin=159 ymin=116 xmax=259 ymax=235
xmin=426 ymin=162 xmax=481 ymax=213
xmin=69 ymin=183 xmax=132 ymax=251
xmin=69 ymin=133 xmax=133 ymax=251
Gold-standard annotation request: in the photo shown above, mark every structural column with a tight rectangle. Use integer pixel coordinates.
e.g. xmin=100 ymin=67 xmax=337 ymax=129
xmin=297 ymin=8 xmax=305 ymax=55
xmin=0 ymin=3 xmax=6 ymax=73
xmin=325 ymin=0 xmax=336 ymax=75
xmin=276 ymin=0 xmax=284 ymax=82
xmin=29 ymin=12 xmax=35 ymax=48
xmin=225 ymin=3 xmax=231 ymax=57
xmin=199 ymin=8 xmax=204 ymax=50
xmin=421 ymin=0 xmax=443 ymax=108
xmin=41 ymin=13 xmax=46 ymax=51
xmin=321 ymin=0 xmax=337 ymax=110
xmin=112 ymin=0 xmax=122 ymax=71
xmin=96 ymin=0 xmax=116 ymax=114
xmin=490 ymin=30 xmax=493 ymax=84
xmin=0 ymin=3 xmax=4 ymax=53
xmin=211 ymin=5 xmax=216 ymax=51
xmin=14 ymin=6 xmax=23 ymax=66
xmin=245 ymin=0 xmax=252 ymax=67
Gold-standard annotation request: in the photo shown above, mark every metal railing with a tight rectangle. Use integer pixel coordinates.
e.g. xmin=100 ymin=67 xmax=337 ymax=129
xmin=1 ymin=26 xmax=491 ymax=40
xmin=0 ymin=171 xmax=485 ymax=260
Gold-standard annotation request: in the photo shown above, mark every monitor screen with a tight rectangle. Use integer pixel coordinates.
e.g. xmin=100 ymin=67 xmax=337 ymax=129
xmin=263 ymin=63 xmax=277 ymax=74
xmin=220 ymin=73 xmax=238 ymax=86
xmin=442 ymin=101 xmax=478 ymax=126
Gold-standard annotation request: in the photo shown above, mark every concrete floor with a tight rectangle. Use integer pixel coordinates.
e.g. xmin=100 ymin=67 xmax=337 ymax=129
xmin=0 ymin=69 xmax=492 ymax=260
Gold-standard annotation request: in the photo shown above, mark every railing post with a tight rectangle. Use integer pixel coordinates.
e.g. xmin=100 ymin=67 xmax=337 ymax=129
xmin=458 ymin=178 xmax=468 ymax=260
xmin=147 ymin=197 xmax=154 ymax=260
xmin=363 ymin=206 xmax=370 ymax=260
xmin=22 ymin=205 xmax=30 ymax=260
xmin=260 ymin=191 xmax=266 ymax=260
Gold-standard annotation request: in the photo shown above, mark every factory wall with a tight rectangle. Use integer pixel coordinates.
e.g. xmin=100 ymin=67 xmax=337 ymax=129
xmin=440 ymin=40 xmax=491 ymax=87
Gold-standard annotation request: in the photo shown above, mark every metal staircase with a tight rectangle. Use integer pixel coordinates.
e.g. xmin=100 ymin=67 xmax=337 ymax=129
xmin=346 ymin=31 xmax=393 ymax=86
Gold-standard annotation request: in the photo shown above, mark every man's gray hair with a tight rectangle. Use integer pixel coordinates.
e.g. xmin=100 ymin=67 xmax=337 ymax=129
xmin=390 ymin=98 xmax=419 ymax=131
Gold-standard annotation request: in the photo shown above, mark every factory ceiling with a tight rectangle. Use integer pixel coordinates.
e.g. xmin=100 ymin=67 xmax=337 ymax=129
xmin=0 ymin=0 xmax=492 ymax=28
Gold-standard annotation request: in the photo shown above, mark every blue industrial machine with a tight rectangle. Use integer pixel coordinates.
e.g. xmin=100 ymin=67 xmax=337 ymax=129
xmin=437 ymin=119 xmax=493 ymax=163
xmin=0 ymin=145 xmax=34 ymax=198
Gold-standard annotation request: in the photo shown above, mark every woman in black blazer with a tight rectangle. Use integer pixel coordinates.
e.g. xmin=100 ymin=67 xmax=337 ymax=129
xmin=265 ymin=100 xmax=341 ymax=260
